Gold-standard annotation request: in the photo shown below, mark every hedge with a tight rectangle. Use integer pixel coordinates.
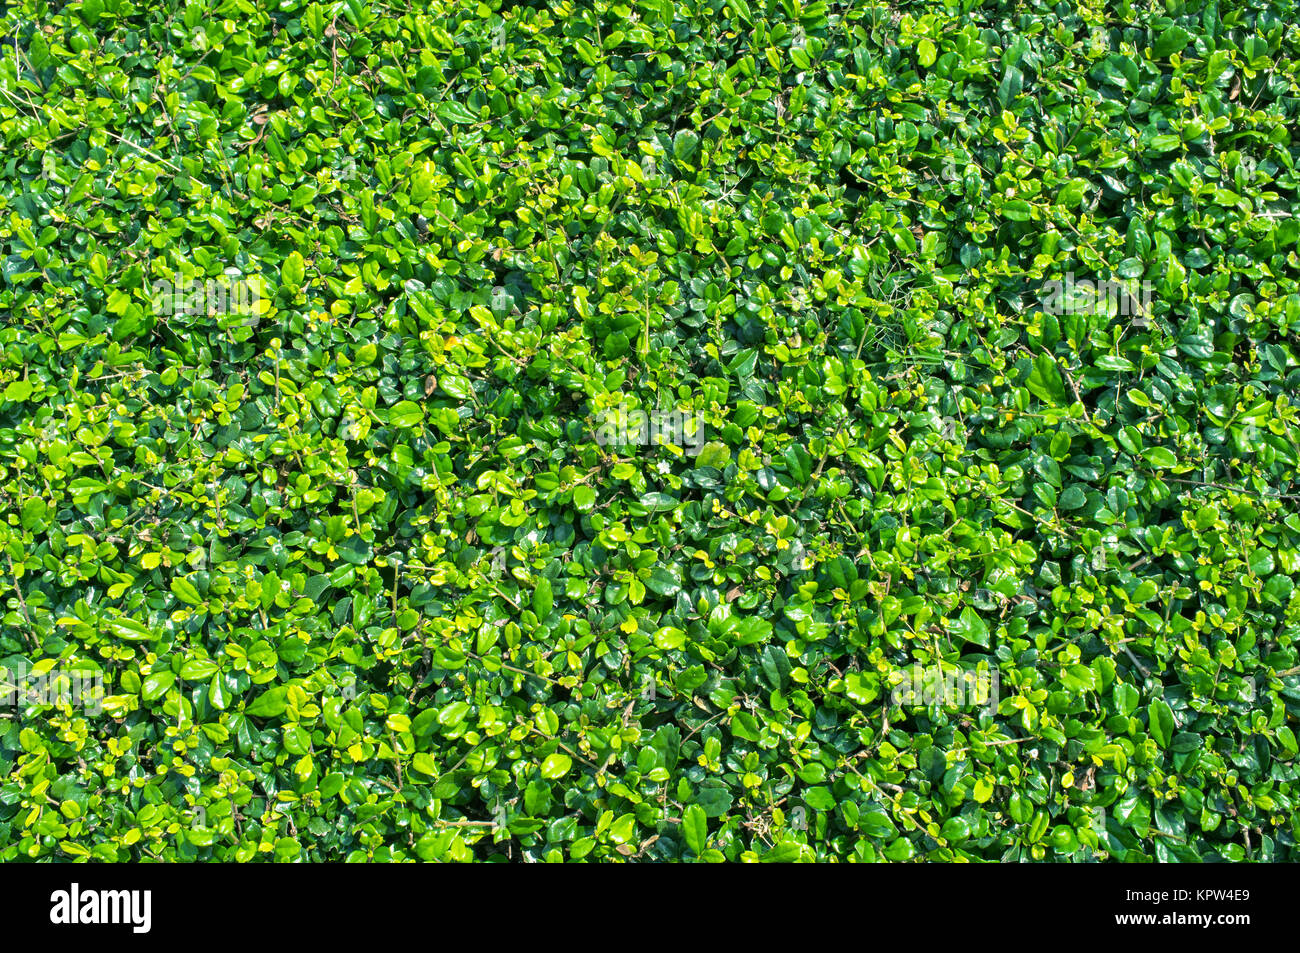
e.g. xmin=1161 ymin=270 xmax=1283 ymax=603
xmin=1 ymin=0 xmax=1299 ymax=862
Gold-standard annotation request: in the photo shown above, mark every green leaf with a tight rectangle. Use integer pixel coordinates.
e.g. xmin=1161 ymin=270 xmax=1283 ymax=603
xmin=673 ymin=130 xmax=700 ymax=163
xmin=645 ymin=566 xmax=682 ymax=597
xmin=170 ymin=577 xmax=203 ymax=606
xmin=246 ymin=687 xmax=290 ymax=719
xmin=105 ymin=617 xmax=155 ymax=642
xmin=1026 ymin=354 xmax=1067 ymax=404
xmin=682 ymin=804 xmax=708 ymax=854
xmin=437 ymin=101 xmax=479 ymax=124
xmin=949 ymin=607 xmax=990 ymax=648
xmin=1142 ymin=446 xmax=1178 ymax=468
xmin=179 ymin=658 xmax=218 ymax=680
xmin=540 ymin=753 xmax=572 ymax=780
xmin=388 ymin=400 xmax=424 ymax=428
xmin=1153 ymin=26 xmax=1191 ymax=58
xmin=142 ymin=671 xmax=175 ymax=702
xmin=1003 ymin=200 xmax=1032 ymax=221
xmin=695 ymin=783 xmax=733 ymax=818
xmin=3 ymin=380 xmax=33 ymax=403
xmin=282 ymin=250 xmax=305 ymax=291
xmin=533 ymin=575 xmax=553 ymax=620
xmin=1148 ymin=699 xmax=1175 ymax=748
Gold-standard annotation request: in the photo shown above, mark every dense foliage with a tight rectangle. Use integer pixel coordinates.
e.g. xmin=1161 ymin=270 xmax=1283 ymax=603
xmin=2 ymin=0 xmax=1300 ymax=862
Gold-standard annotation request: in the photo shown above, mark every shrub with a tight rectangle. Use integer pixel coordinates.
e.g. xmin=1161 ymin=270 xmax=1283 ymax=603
xmin=1 ymin=0 xmax=1298 ymax=862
